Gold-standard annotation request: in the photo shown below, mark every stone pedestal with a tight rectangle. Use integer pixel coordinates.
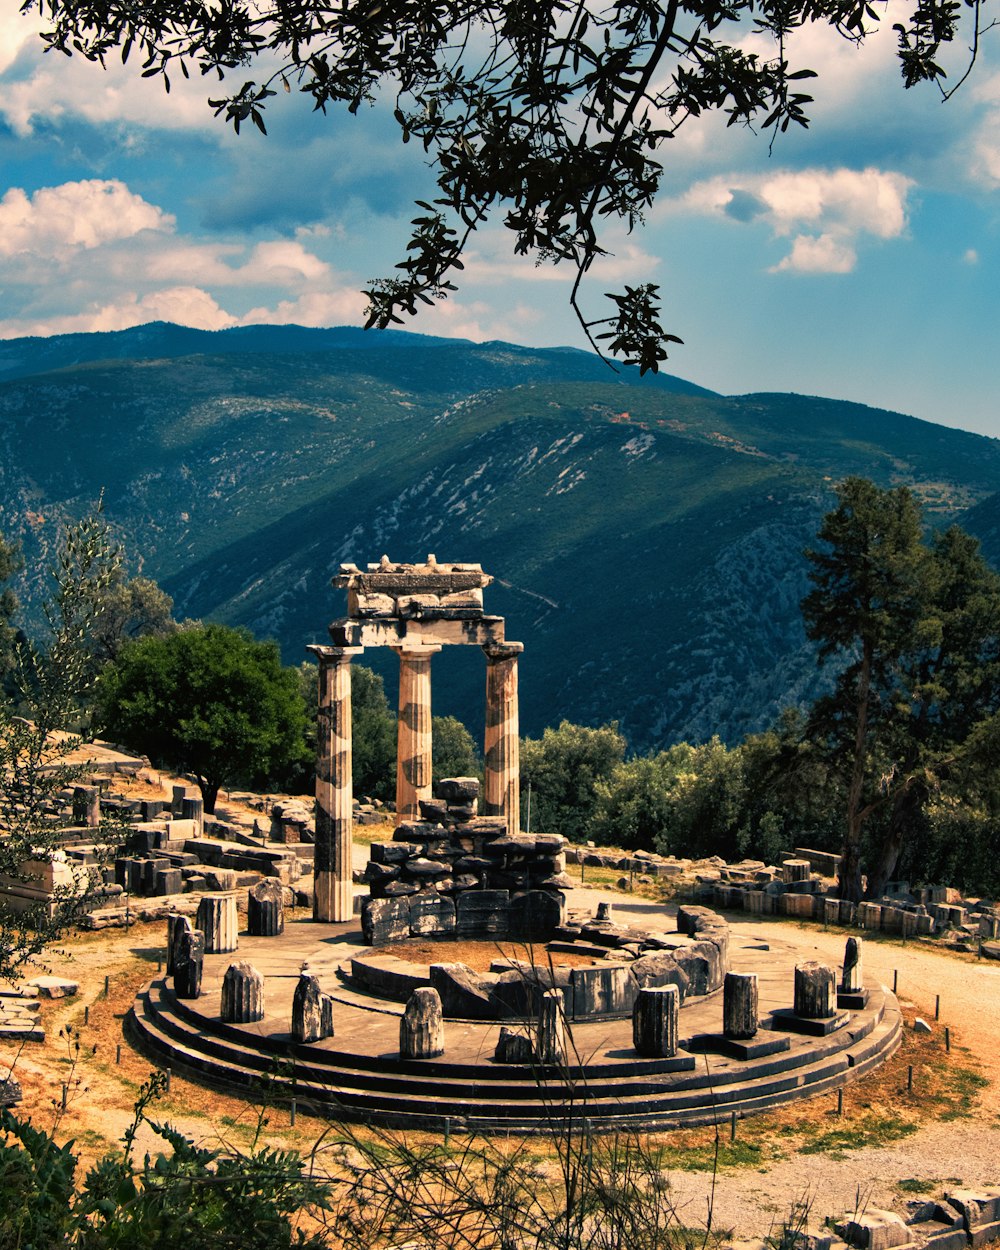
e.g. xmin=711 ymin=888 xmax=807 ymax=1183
xmin=197 ymin=893 xmax=238 ymax=954
xmin=247 ymin=880 xmax=284 ymax=937
xmin=310 ymin=644 xmax=363 ymax=922
xmin=394 ymin=646 xmax=440 ymax=826
xmin=399 ymin=987 xmax=445 ymax=1059
xmin=173 ymin=928 xmax=204 ymax=999
xmin=72 ymin=786 xmax=100 ymax=828
xmin=166 ymin=913 xmax=192 ymax=976
xmin=632 ymin=984 xmax=679 ymax=1057
xmin=723 ymin=972 xmax=758 ymax=1039
xmin=291 ymin=973 xmax=334 ymax=1043
xmin=794 ymin=961 xmax=835 ymax=1018
xmin=220 ymin=961 xmax=265 ymax=1024
xmin=595 ymin=901 xmax=614 ymax=922
xmin=537 ymin=988 xmax=566 ymax=1065
xmin=483 ymin=642 xmax=523 ymax=837
xmin=171 ymin=784 xmax=188 ymax=816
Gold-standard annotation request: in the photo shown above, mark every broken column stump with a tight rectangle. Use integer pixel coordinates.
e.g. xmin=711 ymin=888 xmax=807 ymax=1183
xmin=220 ymin=961 xmax=265 ymax=1024
xmin=197 ymin=892 xmax=238 ymax=954
xmin=292 ymin=973 xmax=334 ymax=1043
xmin=795 ymin=961 xmax=835 ymax=1019
xmin=838 ymin=936 xmax=869 ymax=1008
xmin=173 ymin=928 xmax=205 ymax=1000
xmin=632 ymin=984 xmax=679 ymax=1057
xmin=166 ymin=913 xmax=192 ymax=976
xmin=537 ymin=988 xmax=566 ymax=1066
xmin=248 ymin=880 xmax=285 ymax=937
xmin=72 ymin=786 xmax=100 ymax=828
xmin=723 ymin=972 xmax=758 ymax=1039
xmin=400 ymin=987 xmax=445 ymax=1059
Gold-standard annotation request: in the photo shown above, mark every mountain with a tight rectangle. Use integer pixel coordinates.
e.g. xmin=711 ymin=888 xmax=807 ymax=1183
xmin=1 ymin=323 xmax=998 ymax=750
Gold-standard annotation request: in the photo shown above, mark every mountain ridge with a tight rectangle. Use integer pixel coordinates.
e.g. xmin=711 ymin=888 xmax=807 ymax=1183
xmin=1 ymin=323 xmax=997 ymax=750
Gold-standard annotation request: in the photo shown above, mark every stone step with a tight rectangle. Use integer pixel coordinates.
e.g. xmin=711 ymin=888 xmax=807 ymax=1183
xmin=125 ymin=977 xmax=902 ymax=1131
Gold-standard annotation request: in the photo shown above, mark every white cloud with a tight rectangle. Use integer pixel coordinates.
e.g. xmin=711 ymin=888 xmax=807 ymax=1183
xmin=0 ymin=179 xmax=171 ymax=257
xmin=773 ymin=233 xmax=856 ymax=273
xmin=0 ymin=38 xmax=217 ymax=136
xmin=1 ymin=287 xmax=237 ymax=337
xmin=963 ymin=248 xmax=980 ymax=264
xmin=670 ymin=166 xmax=913 ymax=272
xmin=240 ymin=288 xmax=369 ymax=327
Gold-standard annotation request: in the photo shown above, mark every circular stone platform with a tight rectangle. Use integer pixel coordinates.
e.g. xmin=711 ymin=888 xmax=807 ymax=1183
xmin=125 ymin=904 xmax=902 ymax=1134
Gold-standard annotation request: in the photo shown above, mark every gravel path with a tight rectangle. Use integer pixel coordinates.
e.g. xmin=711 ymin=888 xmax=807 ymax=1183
xmin=657 ymin=914 xmax=1000 ymax=1238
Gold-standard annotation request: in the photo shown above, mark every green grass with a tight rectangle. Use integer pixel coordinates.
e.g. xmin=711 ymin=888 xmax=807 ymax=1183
xmin=796 ymin=1113 xmax=918 ymax=1159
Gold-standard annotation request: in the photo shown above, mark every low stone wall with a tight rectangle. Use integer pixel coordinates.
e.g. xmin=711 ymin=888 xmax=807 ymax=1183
xmin=350 ymin=903 xmax=731 ymax=1021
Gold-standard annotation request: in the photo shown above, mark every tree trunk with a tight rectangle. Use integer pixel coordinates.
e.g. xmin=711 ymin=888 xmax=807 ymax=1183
xmin=198 ymin=777 xmax=220 ymax=814
xmin=866 ymin=783 xmax=920 ymax=900
xmin=838 ymin=639 xmax=871 ymax=903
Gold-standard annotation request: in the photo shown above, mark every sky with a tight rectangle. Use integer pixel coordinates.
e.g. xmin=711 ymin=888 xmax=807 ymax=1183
xmin=1 ymin=4 xmax=999 ymax=437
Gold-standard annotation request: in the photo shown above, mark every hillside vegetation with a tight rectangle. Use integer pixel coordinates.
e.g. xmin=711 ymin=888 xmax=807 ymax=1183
xmin=2 ymin=323 xmax=999 ymax=749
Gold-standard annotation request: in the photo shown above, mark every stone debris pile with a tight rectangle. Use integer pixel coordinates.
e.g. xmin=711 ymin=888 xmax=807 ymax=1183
xmin=360 ymin=776 xmax=569 ymax=945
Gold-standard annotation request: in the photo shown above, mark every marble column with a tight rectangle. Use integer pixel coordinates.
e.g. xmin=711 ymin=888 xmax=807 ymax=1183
xmin=309 ymin=644 xmax=363 ymax=922
xmin=483 ymin=641 xmax=523 ymax=836
xmin=393 ymin=645 xmax=440 ymax=826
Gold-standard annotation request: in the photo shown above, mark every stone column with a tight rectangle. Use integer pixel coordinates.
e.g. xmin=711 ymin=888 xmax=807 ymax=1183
xmin=292 ymin=973 xmax=334 ymax=1043
xmin=220 ymin=961 xmax=265 ymax=1023
xmin=794 ymin=961 xmax=835 ymax=1019
xmin=632 ymin=984 xmax=679 ymax=1057
xmin=723 ymin=972 xmax=759 ymax=1039
xmin=166 ymin=912 xmax=192 ymax=975
xmin=309 ymin=643 xmax=363 ymax=922
xmin=196 ymin=892 xmax=238 ymax=954
xmin=247 ymin=880 xmax=285 ymax=936
xmin=537 ymin=988 xmax=566 ymax=1065
xmin=400 ymin=987 xmax=445 ymax=1059
xmin=841 ymin=937 xmax=863 ymax=992
xmin=483 ymin=642 xmax=523 ymax=837
xmin=173 ymin=928 xmax=205 ymax=999
xmin=180 ymin=795 xmax=204 ymax=836
xmin=393 ymin=645 xmax=441 ymax=826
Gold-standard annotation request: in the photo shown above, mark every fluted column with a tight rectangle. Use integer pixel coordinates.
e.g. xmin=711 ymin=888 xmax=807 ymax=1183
xmin=483 ymin=641 xmax=523 ymax=836
xmin=309 ymin=644 xmax=363 ymax=922
xmin=393 ymin=645 xmax=441 ymax=826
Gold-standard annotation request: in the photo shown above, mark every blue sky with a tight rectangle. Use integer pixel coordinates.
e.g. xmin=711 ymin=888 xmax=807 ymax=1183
xmin=2 ymin=5 xmax=999 ymax=437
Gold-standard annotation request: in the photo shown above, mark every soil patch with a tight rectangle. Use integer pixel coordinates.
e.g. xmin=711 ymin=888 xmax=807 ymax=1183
xmin=368 ymin=938 xmax=603 ymax=973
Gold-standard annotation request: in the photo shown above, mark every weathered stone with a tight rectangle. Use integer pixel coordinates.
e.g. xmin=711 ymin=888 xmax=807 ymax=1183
xmin=220 ymin=960 xmax=264 ymax=1024
xmin=536 ymin=988 xmax=566 ymax=1065
xmin=409 ymin=894 xmax=456 ymax=936
xmin=155 ymin=867 xmax=182 ymax=896
xmin=841 ymin=936 xmax=863 ymax=992
xmin=29 ymin=976 xmax=79 ymax=999
xmin=370 ymin=842 xmax=415 ymax=864
xmin=632 ymin=984 xmax=679 ymax=1057
xmin=291 ymin=972 xmax=334 ymax=1043
xmin=782 ymin=858 xmax=812 ymax=884
xmin=794 ymin=961 xmax=836 ymax=1019
xmin=400 ymin=987 xmax=445 ymax=1058
xmin=509 ymin=889 xmax=565 ymax=940
xmin=361 ymin=896 xmax=412 ymax=945
xmin=836 ymin=1209 xmax=912 ymax=1250
xmin=913 ymin=1017 xmax=932 ymax=1034
xmin=166 ymin=912 xmax=192 ymax=975
xmin=0 ymin=1073 xmax=23 ymax=1107
xmin=405 ymin=857 xmax=450 ymax=878
xmin=180 ymin=795 xmax=204 ymax=835
xmin=73 ymin=785 xmax=100 ymax=828
xmin=570 ymin=964 xmax=636 ymax=1018
xmin=173 ymin=928 xmax=205 ymax=999
xmin=248 ymin=880 xmax=285 ymax=936
xmin=629 ymin=952 xmax=690 ymax=1002
xmin=436 ymin=776 xmax=481 ymax=803
xmin=196 ymin=892 xmax=239 ymax=954
xmin=456 ymin=889 xmax=510 ymax=937
xmin=723 ymin=971 xmax=758 ymax=1039
xmin=673 ymin=940 xmax=725 ymax=995
xmin=429 ymin=963 xmax=495 ymax=1019
xmin=494 ymin=1026 xmax=535 ymax=1063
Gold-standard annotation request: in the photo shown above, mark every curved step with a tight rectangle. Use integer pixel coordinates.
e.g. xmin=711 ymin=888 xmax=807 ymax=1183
xmin=125 ymin=975 xmax=902 ymax=1133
